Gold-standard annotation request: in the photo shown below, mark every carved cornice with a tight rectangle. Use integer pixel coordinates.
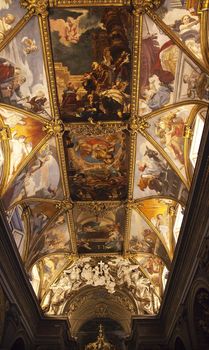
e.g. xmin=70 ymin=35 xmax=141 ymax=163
xmin=76 ymin=202 xmax=121 ymax=217
xmin=20 ymin=0 xmax=48 ymax=16
xmin=66 ymin=120 xmax=128 ymax=136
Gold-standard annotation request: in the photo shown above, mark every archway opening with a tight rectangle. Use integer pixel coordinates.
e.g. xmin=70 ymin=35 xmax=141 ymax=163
xmin=10 ymin=338 xmax=25 ymax=350
xmin=175 ymin=337 xmax=186 ymax=350
xmin=77 ymin=318 xmax=126 ymax=350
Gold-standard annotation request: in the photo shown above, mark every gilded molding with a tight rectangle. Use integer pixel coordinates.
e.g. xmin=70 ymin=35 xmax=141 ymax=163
xmin=55 ymin=200 xmax=73 ymax=212
xmin=55 ymin=136 xmax=70 ymax=198
xmin=146 ymin=8 xmax=209 ymax=75
xmin=42 ymin=120 xmax=65 ymax=136
xmin=66 ymin=120 xmax=128 ymax=136
xmin=131 ymin=0 xmax=162 ymax=14
xmin=168 ymin=206 xmax=176 ymax=218
xmin=20 ymin=0 xmax=49 ymax=17
xmin=0 ymin=125 xmax=11 ymax=141
xmin=184 ymin=125 xmax=193 ymax=140
xmin=76 ymin=202 xmax=121 ymax=217
xmin=49 ymin=0 xmax=130 ymax=6
xmin=129 ymin=116 xmax=150 ymax=136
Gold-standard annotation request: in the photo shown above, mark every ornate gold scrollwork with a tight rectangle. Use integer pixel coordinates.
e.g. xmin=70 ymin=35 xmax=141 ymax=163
xmin=184 ymin=125 xmax=193 ymax=140
xmin=126 ymin=200 xmax=143 ymax=210
xmin=77 ymin=202 xmax=120 ymax=217
xmin=42 ymin=120 xmax=65 ymax=136
xmin=20 ymin=0 xmax=48 ymax=16
xmin=131 ymin=0 xmax=162 ymax=15
xmin=0 ymin=125 xmax=11 ymax=141
xmin=168 ymin=206 xmax=176 ymax=217
xmin=67 ymin=119 xmax=128 ymax=137
xmin=129 ymin=116 xmax=150 ymax=135
xmin=55 ymin=200 xmax=73 ymax=212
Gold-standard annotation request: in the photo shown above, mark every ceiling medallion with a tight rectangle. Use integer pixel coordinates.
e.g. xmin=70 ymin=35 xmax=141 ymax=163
xmin=42 ymin=120 xmax=65 ymax=136
xmin=55 ymin=200 xmax=73 ymax=212
xmin=129 ymin=116 xmax=150 ymax=135
xmin=20 ymin=0 xmax=48 ymax=16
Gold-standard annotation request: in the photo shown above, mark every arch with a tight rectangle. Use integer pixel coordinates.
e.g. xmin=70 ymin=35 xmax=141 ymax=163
xmin=187 ymin=277 xmax=209 ymax=349
xmin=193 ymin=287 xmax=209 ymax=350
xmin=174 ymin=337 xmax=186 ymax=350
xmin=10 ymin=338 xmax=25 ymax=350
xmin=78 ymin=318 xmax=126 ymax=350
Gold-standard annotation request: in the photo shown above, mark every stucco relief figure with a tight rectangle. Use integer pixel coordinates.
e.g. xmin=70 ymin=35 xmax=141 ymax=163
xmin=43 ymin=258 xmax=161 ymax=315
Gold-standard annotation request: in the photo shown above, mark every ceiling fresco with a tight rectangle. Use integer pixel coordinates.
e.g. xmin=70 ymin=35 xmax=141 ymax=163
xmin=0 ymin=0 xmax=208 ymax=331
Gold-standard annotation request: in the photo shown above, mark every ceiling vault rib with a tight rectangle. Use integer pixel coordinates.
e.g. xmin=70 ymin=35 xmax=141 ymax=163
xmin=146 ymin=8 xmax=209 ymax=75
xmin=124 ymin=11 xmax=143 ymax=256
xmin=0 ymin=103 xmax=50 ymax=123
xmin=141 ymin=131 xmax=190 ymax=189
xmin=0 ymin=119 xmax=10 ymax=196
xmin=0 ymin=9 xmax=33 ymax=52
xmin=25 ymin=208 xmax=66 ymax=269
xmin=184 ymin=104 xmax=207 ymax=185
xmin=1 ymin=134 xmax=52 ymax=197
xmin=40 ymin=259 xmax=76 ymax=305
xmin=7 ymin=198 xmax=61 ymax=211
xmin=66 ymin=210 xmax=78 ymax=255
xmin=55 ymin=135 xmax=71 ymax=198
xmin=28 ymin=208 xmax=62 ymax=254
xmin=144 ymin=101 xmax=209 ymax=120
xmin=134 ymin=196 xmax=185 ymax=207
xmin=134 ymin=207 xmax=173 ymax=262
xmin=131 ymin=256 xmax=164 ymax=297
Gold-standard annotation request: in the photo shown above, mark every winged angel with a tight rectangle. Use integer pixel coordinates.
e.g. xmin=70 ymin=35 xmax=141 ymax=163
xmin=50 ymin=9 xmax=93 ymax=46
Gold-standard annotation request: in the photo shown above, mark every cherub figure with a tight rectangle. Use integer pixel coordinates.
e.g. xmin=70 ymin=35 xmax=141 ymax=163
xmin=21 ymin=37 xmax=38 ymax=55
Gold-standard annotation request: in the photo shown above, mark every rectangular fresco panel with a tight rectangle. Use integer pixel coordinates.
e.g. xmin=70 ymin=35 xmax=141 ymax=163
xmin=64 ymin=130 xmax=128 ymax=201
xmin=73 ymin=205 xmax=125 ymax=254
xmin=49 ymin=7 xmax=132 ymax=121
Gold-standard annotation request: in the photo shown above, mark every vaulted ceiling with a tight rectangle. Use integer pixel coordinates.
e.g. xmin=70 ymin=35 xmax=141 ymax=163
xmin=0 ymin=0 xmax=208 ymax=335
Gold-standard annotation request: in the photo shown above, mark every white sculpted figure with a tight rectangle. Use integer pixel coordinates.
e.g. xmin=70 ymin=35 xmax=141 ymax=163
xmin=81 ymin=263 xmax=94 ymax=284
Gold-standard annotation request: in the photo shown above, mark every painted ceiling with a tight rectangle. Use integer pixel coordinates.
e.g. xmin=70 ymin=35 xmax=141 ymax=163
xmin=0 ymin=0 xmax=208 ymax=332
